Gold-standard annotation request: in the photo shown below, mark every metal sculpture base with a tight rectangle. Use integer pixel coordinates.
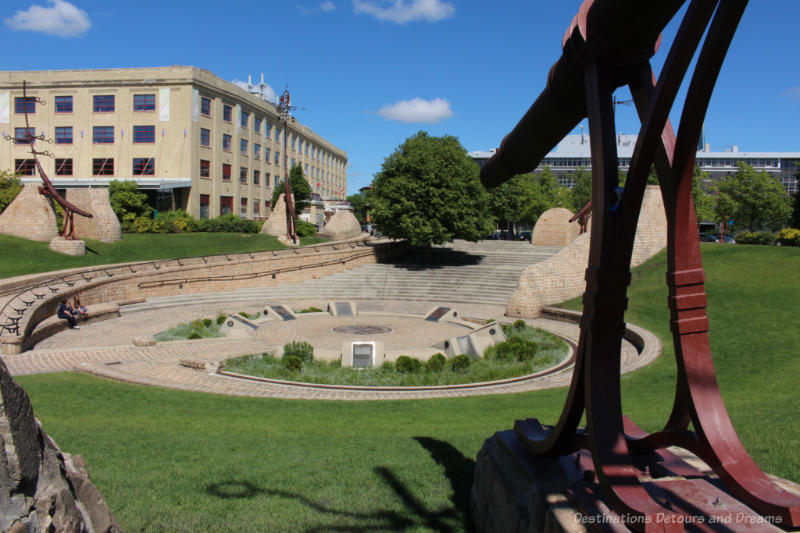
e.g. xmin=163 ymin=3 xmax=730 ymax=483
xmin=472 ymin=419 xmax=797 ymax=533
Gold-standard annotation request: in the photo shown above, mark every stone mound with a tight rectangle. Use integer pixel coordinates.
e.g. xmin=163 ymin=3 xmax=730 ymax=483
xmin=0 ymin=183 xmax=58 ymax=241
xmin=531 ymin=207 xmax=579 ymax=246
xmin=66 ymin=188 xmax=121 ymax=242
xmin=320 ymin=210 xmax=362 ymax=240
xmin=261 ymin=193 xmax=292 ymax=236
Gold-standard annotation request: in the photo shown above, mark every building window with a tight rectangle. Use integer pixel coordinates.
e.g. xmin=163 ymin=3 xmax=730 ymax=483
xmin=55 ymin=96 xmax=73 ymax=113
xmin=223 ymin=105 xmax=232 ymax=122
xmin=14 ymin=97 xmax=36 ymax=114
xmin=55 ymin=127 xmax=73 ymax=144
xmin=240 ymin=138 xmax=248 ymax=155
xmin=241 ymin=111 xmax=249 ymax=129
xmin=222 ymin=163 xmax=231 ymax=181
xmin=265 ymin=147 xmax=271 ymax=162
xmin=93 ymin=95 xmax=115 ymax=112
xmin=274 ymin=175 xmax=280 ymax=188
xmin=240 ymin=197 xmax=248 ymax=218
xmin=15 ymin=159 xmax=36 ymax=176
xmin=266 ymin=173 xmax=271 ymax=187
xmin=240 ymin=167 xmax=248 ymax=184
xmin=200 ymin=159 xmax=210 ymax=178
xmin=92 ymin=158 xmax=114 ymax=176
xmin=200 ymin=128 xmax=211 ymax=147
xmin=253 ymin=169 xmax=260 ymax=185
xmin=133 ymin=158 xmax=155 ymax=175
xmin=275 ymin=128 xmax=281 ymax=141
xmin=222 ymin=134 xmax=232 ymax=152
xmin=133 ymin=125 xmax=155 ymax=143
xmin=133 ymin=94 xmax=156 ymax=111
xmin=200 ymin=194 xmax=210 ymax=219
xmin=265 ymin=123 xmax=272 ymax=137
xmin=275 ymin=151 xmax=280 ymax=166
xmin=220 ymin=195 xmax=233 ymax=215
xmin=93 ymin=126 xmax=114 ymax=144
xmin=200 ymin=97 xmax=211 ymax=116
xmin=254 ymin=143 xmax=261 ymax=159
xmin=254 ymin=200 xmax=260 ymax=217
xmin=55 ymin=158 xmax=73 ymax=176
xmin=14 ymin=127 xmax=34 ymax=144
xmin=254 ymin=117 xmax=262 ymax=133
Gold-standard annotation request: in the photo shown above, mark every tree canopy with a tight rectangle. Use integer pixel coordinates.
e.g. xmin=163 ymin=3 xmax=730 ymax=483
xmin=271 ymin=164 xmax=311 ymax=215
xmin=371 ymin=131 xmax=493 ymax=246
xmin=347 ymin=191 xmax=372 ymax=225
xmin=717 ymin=162 xmax=791 ymax=232
xmin=0 ymin=171 xmax=22 ymax=214
xmin=109 ymin=179 xmax=151 ymax=222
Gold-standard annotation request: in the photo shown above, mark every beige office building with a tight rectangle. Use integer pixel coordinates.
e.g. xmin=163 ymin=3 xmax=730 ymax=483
xmin=0 ymin=66 xmax=348 ymax=219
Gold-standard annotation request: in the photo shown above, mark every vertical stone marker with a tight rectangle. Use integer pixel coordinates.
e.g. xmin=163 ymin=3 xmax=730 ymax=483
xmin=66 ymin=188 xmax=122 ymax=243
xmin=0 ymin=183 xmax=58 ymax=241
xmin=260 ymin=193 xmax=292 ymax=236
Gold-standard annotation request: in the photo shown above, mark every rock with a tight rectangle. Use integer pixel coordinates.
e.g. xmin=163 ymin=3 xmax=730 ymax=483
xmin=0 ymin=358 xmax=122 ymax=532
xmin=319 ymin=209 xmax=362 ymax=241
xmin=133 ymin=336 xmax=157 ymax=347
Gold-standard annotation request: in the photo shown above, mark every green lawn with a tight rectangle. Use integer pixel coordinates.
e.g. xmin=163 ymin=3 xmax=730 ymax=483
xmin=0 ymin=233 xmax=328 ymax=279
xmin=14 ymin=244 xmax=800 ymax=532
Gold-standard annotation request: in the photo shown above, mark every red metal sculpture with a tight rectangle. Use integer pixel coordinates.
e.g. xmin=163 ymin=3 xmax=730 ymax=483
xmin=277 ymin=86 xmax=298 ymax=244
xmin=7 ymin=81 xmax=92 ymax=239
xmin=481 ymin=1 xmax=800 ymax=530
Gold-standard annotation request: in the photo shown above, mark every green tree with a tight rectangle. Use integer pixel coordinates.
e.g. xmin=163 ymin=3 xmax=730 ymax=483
xmin=569 ymin=168 xmax=592 ymax=212
xmin=347 ymin=190 xmax=372 ymax=225
xmin=0 ymin=171 xmax=23 ymax=213
xmin=716 ymin=163 xmax=791 ymax=232
xmin=109 ymin=180 xmax=152 ymax=222
xmin=691 ymin=166 xmax=716 ymax=224
xmin=487 ymin=174 xmax=532 ymax=236
xmin=791 ymin=191 xmax=800 ymax=229
xmin=371 ymin=131 xmax=493 ymax=246
xmin=271 ymin=164 xmax=312 ymax=215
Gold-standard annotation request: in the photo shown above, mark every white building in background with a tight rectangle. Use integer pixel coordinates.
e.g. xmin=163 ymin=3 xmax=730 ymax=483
xmin=470 ymin=133 xmax=800 ymax=195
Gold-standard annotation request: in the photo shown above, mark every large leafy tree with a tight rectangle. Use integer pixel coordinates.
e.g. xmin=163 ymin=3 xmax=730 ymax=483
xmin=691 ymin=166 xmax=716 ymax=224
xmin=487 ymin=174 xmax=535 ymax=235
xmin=371 ymin=131 xmax=493 ymax=246
xmin=569 ymin=168 xmax=592 ymax=212
xmin=109 ymin=179 xmax=152 ymax=222
xmin=271 ymin=164 xmax=312 ymax=215
xmin=0 ymin=171 xmax=22 ymax=213
xmin=716 ymin=162 xmax=791 ymax=232
xmin=347 ymin=190 xmax=372 ymax=225
xmin=791 ymin=191 xmax=800 ymax=229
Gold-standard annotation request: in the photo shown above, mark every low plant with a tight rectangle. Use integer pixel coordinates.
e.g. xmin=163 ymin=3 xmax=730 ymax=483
xmin=395 ymin=356 xmax=422 ymax=373
xmin=238 ymin=311 xmax=259 ymax=319
xmin=425 ymin=353 xmax=447 ymax=372
xmin=776 ymin=228 xmax=800 ymax=246
xmin=486 ymin=336 xmax=539 ymax=362
xmin=283 ymin=355 xmax=302 ymax=371
xmin=448 ymin=354 xmax=471 ymax=371
xmin=296 ymin=220 xmax=318 ymax=237
xmin=297 ymin=307 xmax=323 ymax=314
xmin=283 ymin=341 xmax=314 ymax=364
xmin=216 ymin=313 xmax=227 ymax=325
xmin=154 ymin=316 xmax=224 ymax=342
xmin=735 ymin=231 xmax=775 ymax=245
xmin=513 ymin=319 xmax=527 ymax=330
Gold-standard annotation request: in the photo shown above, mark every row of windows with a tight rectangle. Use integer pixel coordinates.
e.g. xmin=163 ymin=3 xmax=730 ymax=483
xmin=14 ymin=94 xmax=156 ymax=114
xmin=206 ymin=160 xmax=274 ymax=187
xmin=15 ymin=125 xmax=157 ymax=145
xmin=15 ymin=158 xmax=154 ymax=176
xmin=197 ymin=95 xmax=343 ymax=169
xmin=200 ymin=194 xmax=269 ymax=220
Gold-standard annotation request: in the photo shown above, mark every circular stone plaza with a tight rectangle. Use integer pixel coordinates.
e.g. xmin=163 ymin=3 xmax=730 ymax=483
xmin=0 ymin=239 xmax=661 ymax=400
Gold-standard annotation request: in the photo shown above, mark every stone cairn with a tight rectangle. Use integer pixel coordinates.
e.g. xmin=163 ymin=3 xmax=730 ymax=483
xmin=0 ymin=359 xmax=121 ymax=532
xmin=319 ymin=209 xmax=363 ymax=241
xmin=66 ymin=189 xmax=121 ymax=243
xmin=0 ymin=183 xmax=59 ymax=242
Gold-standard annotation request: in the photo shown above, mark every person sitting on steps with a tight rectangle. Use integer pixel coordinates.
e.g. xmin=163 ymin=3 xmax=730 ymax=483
xmin=72 ymin=296 xmax=87 ymax=318
xmin=57 ymin=299 xmax=79 ymax=329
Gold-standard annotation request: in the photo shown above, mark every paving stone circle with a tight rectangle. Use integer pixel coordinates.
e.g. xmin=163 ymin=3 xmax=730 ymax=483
xmin=332 ymin=325 xmax=393 ymax=335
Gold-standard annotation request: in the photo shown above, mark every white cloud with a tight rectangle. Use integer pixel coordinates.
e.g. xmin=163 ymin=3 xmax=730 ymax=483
xmin=4 ymin=0 xmax=90 ymax=38
xmin=353 ymin=0 xmax=454 ymax=24
xmin=232 ymin=78 xmax=277 ymax=103
xmin=320 ymin=1 xmax=336 ymax=11
xmin=782 ymin=87 xmax=800 ymax=101
xmin=376 ymin=97 xmax=453 ymax=123
xmin=298 ymin=1 xmax=336 ymax=14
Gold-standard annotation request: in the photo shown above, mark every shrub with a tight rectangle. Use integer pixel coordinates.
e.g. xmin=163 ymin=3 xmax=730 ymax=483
xmin=204 ymin=213 xmax=260 ymax=233
xmin=501 ymin=324 xmax=513 ymax=336
xmin=156 ymin=209 xmax=195 ymax=233
xmin=216 ymin=313 xmax=227 ymax=325
xmin=188 ymin=332 xmax=202 ymax=340
xmin=296 ymin=220 xmax=318 ymax=237
xmin=202 ymin=318 xmax=213 ymax=328
xmin=380 ymin=361 xmax=394 ymax=372
xmin=449 ymin=354 xmax=471 ymax=371
xmin=329 ymin=359 xmax=342 ymax=369
xmin=297 ymin=307 xmax=323 ymax=313
xmin=776 ymin=228 xmax=800 ymax=246
xmin=425 ymin=353 xmax=447 ymax=372
xmin=395 ymin=356 xmax=422 ymax=373
xmin=513 ymin=319 xmax=527 ymax=330
xmin=283 ymin=341 xmax=314 ymax=363
xmin=283 ymin=355 xmax=302 ymax=370
xmin=486 ymin=336 xmax=539 ymax=362
xmin=735 ymin=231 xmax=775 ymax=245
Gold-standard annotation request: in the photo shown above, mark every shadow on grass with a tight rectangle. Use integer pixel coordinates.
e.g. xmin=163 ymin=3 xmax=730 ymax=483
xmin=204 ymin=437 xmax=476 ymax=532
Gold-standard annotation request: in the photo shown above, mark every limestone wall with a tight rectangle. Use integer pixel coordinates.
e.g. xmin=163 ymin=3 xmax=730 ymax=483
xmin=0 ymin=183 xmax=58 ymax=241
xmin=507 ymin=185 xmax=667 ymax=318
xmin=66 ymin=188 xmax=122 ymax=242
xmin=531 ymin=207 xmax=580 ymax=246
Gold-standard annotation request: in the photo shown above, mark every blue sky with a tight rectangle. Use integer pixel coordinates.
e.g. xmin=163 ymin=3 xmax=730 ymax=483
xmin=3 ymin=0 xmax=800 ymax=194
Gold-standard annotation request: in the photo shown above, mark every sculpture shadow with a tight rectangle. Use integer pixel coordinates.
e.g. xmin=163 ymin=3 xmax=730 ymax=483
xmin=203 ymin=437 xmax=475 ymax=532
xmin=384 ymin=248 xmax=484 ymax=270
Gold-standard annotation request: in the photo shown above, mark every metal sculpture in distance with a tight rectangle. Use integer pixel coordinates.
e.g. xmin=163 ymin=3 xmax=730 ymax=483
xmin=7 ymin=81 xmax=92 ymax=239
xmin=481 ymin=0 xmax=799 ymax=530
xmin=277 ymin=87 xmax=298 ymax=244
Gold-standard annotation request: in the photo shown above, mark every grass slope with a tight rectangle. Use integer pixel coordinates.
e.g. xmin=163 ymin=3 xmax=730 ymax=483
xmin=15 ymin=244 xmax=800 ymax=532
xmin=0 ymin=233 xmax=328 ymax=279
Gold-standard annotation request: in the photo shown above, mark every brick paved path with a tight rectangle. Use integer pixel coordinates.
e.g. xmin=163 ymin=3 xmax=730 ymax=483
xmin=1 ymin=298 xmax=660 ymax=400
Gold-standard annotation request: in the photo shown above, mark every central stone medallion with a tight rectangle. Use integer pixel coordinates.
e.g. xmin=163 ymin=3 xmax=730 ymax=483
xmin=332 ymin=325 xmax=393 ymax=335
